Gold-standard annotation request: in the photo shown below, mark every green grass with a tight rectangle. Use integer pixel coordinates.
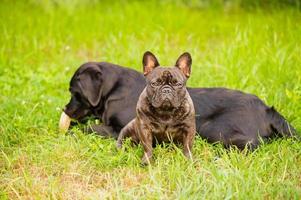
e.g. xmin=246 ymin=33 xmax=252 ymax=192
xmin=1 ymin=0 xmax=301 ymax=199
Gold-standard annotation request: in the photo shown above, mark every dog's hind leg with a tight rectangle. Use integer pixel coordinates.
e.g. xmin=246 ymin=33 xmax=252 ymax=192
xmin=116 ymin=119 xmax=138 ymax=149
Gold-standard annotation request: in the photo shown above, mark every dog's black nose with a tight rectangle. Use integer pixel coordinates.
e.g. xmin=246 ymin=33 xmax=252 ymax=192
xmin=162 ymin=87 xmax=172 ymax=94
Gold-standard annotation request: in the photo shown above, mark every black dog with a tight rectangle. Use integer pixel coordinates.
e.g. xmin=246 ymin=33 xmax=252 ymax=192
xmin=59 ymin=58 xmax=298 ymax=149
xmin=59 ymin=62 xmax=146 ymax=138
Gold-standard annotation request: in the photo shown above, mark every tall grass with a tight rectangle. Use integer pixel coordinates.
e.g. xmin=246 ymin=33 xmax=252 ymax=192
xmin=0 ymin=1 xmax=300 ymax=199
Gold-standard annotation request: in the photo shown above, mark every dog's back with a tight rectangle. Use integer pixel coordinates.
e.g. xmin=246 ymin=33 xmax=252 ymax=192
xmin=188 ymin=87 xmax=297 ymax=149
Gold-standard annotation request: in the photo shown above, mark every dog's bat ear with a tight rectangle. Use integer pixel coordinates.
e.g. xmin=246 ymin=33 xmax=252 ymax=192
xmin=143 ymin=51 xmax=160 ymax=76
xmin=78 ymin=66 xmax=102 ymax=107
xmin=175 ymin=52 xmax=192 ymax=78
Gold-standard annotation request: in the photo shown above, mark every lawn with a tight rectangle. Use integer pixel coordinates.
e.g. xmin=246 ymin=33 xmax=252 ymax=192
xmin=1 ymin=0 xmax=301 ymax=199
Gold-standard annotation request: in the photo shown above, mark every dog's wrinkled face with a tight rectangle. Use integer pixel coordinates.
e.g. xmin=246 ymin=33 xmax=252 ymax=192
xmin=145 ymin=67 xmax=187 ymax=109
xmin=143 ymin=51 xmax=192 ymax=109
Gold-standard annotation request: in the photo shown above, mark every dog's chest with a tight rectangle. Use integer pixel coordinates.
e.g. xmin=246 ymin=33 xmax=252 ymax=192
xmin=150 ymin=121 xmax=185 ymax=143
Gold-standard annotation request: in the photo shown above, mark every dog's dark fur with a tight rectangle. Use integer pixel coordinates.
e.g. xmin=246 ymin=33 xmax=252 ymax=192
xmin=116 ymin=52 xmax=196 ymax=164
xmin=63 ymin=57 xmax=297 ymax=150
xmin=64 ymin=62 xmax=146 ymax=138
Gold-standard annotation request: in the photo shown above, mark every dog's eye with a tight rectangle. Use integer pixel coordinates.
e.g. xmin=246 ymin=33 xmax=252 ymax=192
xmin=171 ymin=80 xmax=177 ymax=85
xmin=171 ymin=80 xmax=182 ymax=87
xmin=151 ymin=82 xmax=158 ymax=87
xmin=151 ymin=80 xmax=162 ymax=87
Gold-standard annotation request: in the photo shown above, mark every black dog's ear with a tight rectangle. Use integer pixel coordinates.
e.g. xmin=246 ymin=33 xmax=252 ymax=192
xmin=143 ymin=51 xmax=160 ymax=76
xmin=78 ymin=67 xmax=102 ymax=107
xmin=175 ymin=52 xmax=192 ymax=78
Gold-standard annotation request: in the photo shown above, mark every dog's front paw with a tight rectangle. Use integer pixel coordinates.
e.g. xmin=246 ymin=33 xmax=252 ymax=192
xmin=183 ymin=150 xmax=193 ymax=160
xmin=116 ymin=139 xmax=123 ymax=149
xmin=141 ymin=153 xmax=153 ymax=165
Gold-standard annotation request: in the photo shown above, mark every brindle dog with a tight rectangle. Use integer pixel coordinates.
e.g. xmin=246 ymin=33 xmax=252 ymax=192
xmin=117 ymin=51 xmax=196 ymax=164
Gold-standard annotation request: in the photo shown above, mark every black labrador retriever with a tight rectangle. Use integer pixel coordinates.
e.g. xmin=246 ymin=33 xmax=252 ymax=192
xmin=59 ymin=61 xmax=297 ymax=149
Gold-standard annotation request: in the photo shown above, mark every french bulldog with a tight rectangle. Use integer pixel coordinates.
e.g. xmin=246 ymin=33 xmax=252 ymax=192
xmin=117 ymin=51 xmax=196 ymax=164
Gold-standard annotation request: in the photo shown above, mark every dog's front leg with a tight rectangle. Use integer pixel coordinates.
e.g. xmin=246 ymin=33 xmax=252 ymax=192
xmin=182 ymin=126 xmax=195 ymax=160
xmin=137 ymin=121 xmax=153 ymax=165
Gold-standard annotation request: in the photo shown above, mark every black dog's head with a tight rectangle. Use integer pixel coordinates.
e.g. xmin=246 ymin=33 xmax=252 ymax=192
xmin=64 ymin=63 xmax=104 ymax=120
xmin=59 ymin=62 xmax=107 ymax=132
xmin=142 ymin=51 xmax=192 ymax=109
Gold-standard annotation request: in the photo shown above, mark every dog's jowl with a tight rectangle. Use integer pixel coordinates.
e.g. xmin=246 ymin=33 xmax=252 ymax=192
xmin=117 ymin=52 xmax=196 ymax=164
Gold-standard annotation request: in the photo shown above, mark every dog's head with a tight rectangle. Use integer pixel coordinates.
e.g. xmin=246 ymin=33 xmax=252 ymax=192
xmin=143 ymin=51 xmax=192 ymax=110
xmin=59 ymin=63 xmax=106 ymax=131
xmin=64 ymin=63 xmax=104 ymax=119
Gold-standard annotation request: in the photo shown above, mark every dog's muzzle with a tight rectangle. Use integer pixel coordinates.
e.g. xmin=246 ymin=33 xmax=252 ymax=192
xmin=161 ymin=86 xmax=172 ymax=94
xmin=161 ymin=86 xmax=174 ymax=100
xmin=59 ymin=111 xmax=71 ymax=132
